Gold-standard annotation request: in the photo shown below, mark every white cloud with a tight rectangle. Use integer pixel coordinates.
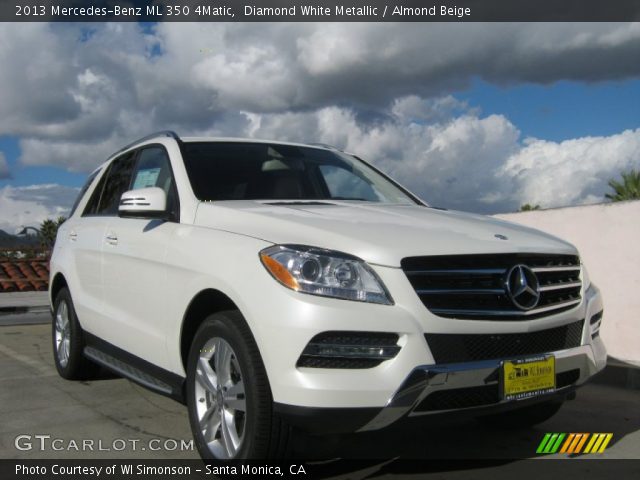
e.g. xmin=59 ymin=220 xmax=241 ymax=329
xmin=0 ymin=152 xmax=9 ymax=178
xmin=238 ymin=100 xmax=640 ymax=213
xmin=498 ymin=129 xmax=640 ymax=209
xmin=0 ymin=22 xmax=639 ymax=221
xmin=239 ymin=102 xmax=519 ymax=211
xmin=0 ymin=23 xmax=639 ymax=172
xmin=0 ymin=184 xmax=79 ymax=233
xmin=1 ymin=100 xmax=639 ymax=233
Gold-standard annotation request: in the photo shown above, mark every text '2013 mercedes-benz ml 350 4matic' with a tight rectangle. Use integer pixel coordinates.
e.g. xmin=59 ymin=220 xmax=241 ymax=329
xmin=50 ymin=131 xmax=606 ymax=459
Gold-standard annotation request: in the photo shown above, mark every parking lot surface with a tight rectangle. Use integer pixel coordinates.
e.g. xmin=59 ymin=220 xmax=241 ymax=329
xmin=1 ymin=320 xmax=638 ymax=477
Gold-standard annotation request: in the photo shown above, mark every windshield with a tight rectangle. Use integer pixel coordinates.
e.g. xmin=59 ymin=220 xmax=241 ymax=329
xmin=181 ymin=142 xmax=418 ymax=204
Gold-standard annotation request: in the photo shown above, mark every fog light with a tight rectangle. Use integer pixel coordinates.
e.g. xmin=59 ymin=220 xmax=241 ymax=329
xmin=303 ymin=344 xmax=400 ymax=359
xmin=297 ymin=331 xmax=401 ymax=369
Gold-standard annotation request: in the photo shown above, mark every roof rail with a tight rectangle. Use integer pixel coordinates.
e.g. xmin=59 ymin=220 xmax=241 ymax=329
xmin=108 ymin=131 xmax=180 ymax=159
xmin=308 ymin=142 xmax=341 ymax=151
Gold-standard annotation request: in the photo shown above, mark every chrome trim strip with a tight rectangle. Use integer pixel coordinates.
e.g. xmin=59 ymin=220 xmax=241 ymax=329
xmin=416 ymin=288 xmax=505 ymax=295
xmin=359 ymin=344 xmax=598 ymax=432
xmin=301 ymin=344 xmax=401 ymax=360
xmin=539 ymin=281 xmax=582 ymax=292
xmin=406 ymin=268 xmax=505 ymax=276
xmin=430 ymin=299 xmax=581 ymax=317
xmin=532 ymin=266 xmax=581 ymax=273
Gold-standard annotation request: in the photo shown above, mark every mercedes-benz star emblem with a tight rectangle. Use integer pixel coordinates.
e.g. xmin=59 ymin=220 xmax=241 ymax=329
xmin=504 ymin=264 xmax=540 ymax=310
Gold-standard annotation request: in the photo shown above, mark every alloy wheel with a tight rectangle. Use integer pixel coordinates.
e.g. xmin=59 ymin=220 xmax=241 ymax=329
xmin=194 ymin=337 xmax=247 ymax=458
xmin=54 ymin=301 xmax=71 ymax=368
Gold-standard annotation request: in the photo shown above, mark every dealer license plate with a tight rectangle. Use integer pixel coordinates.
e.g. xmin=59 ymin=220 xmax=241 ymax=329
xmin=502 ymin=356 xmax=555 ymax=401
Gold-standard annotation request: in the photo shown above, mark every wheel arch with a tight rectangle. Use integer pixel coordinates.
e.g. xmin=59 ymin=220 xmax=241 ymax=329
xmin=179 ymin=288 xmax=243 ymax=372
xmin=50 ymin=272 xmax=69 ymax=307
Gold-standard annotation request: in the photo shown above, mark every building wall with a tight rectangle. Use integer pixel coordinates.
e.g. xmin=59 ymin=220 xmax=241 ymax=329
xmin=495 ymin=200 xmax=640 ymax=365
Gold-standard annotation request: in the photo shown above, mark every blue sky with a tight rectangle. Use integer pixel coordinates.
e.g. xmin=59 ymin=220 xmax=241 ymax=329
xmin=463 ymin=79 xmax=640 ymax=142
xmin=0 ymin=22 xmax=639 ymax=230
xmin=2 ymin=78 xmax=638 ymax=190
xmin=0 ymin=136 xmax=86 ymax=188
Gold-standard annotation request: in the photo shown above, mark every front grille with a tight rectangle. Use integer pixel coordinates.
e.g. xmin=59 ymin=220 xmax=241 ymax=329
xmin=424 ymin=319 xmax=584 ymax=364
xmin=297 ymin=331 xmax=400 ymax=369
xmin=414 ymin=369 xmax=580 ymax=412
xmin=402 ymin=253 xmax=582 ymax=320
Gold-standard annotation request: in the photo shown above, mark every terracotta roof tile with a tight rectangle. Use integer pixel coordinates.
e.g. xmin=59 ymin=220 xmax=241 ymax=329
xmin=0 ymin=261 xmax=49 ymax=292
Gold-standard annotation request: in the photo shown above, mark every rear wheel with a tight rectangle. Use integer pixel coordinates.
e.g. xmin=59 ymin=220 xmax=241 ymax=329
xmin=476 ymin=399 xmax=565 ymax=429
xmin=186 ymin=310 xmax=294 ymax=459
xmin=52 ymin=287 xmax=99 ymax=380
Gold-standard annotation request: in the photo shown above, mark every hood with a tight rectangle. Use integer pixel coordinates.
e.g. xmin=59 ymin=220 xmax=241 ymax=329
xmin=194 ymin=201 xmax=577 ymax=267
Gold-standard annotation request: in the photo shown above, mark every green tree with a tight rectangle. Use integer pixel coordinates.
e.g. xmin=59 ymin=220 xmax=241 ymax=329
xmin=39 ymin=216 xmax=66 ymax=248
xmin=520 ymin=203 xmax=541 ymax=211
xmin=605 ymin=169 xmax=640 ymax=202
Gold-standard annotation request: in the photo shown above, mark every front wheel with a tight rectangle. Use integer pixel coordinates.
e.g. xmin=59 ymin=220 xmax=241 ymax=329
xmin=186 ymin=310 xmax=294 ymax=459
xmin=52 ymin=287 xmax=99 ymax=380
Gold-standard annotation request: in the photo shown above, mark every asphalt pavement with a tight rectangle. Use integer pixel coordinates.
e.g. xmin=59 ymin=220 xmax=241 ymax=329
xmin=0 ymin=317 xmax=638 ymax=478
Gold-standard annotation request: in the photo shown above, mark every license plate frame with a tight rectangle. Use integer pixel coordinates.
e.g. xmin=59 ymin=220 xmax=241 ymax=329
xmin=501 ymin=355 xmax=556 ymax=401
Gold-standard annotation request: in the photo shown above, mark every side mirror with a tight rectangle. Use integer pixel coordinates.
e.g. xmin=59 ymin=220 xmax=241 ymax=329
xmin=119 ymin=187 xmax=167 ymax=219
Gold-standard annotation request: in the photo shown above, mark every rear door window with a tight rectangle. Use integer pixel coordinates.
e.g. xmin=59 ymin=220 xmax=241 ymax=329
xmin=86 ymin=151 xmax=136 ymax=216
xmin=70 ymin=169 xmax=100 ymax=217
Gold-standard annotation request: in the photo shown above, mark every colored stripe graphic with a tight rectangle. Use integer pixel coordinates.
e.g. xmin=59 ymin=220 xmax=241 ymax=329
xmin=560 ymin=433 xmax=576 ymax=453
xmin=550 ymin=433 xmax=565 ymax=453
xmin=540 ymin=433 xmax=613 ymax=454
xmin=574 ymin=433 xmax=589 ymax=453
xmin=597 ymin=433 xmax=613 ymax=453
xmin=536 ymin=433 xmax=551 ymax=453
xmin=537 ymin=433 xmax=552 ymax=453
xmin=584 ymin=433 xmax=599 ymax=453
xmin=544 ymin=433 xmax=559 ymax=453
xmin=584 ymin=433 xmax=613 ymax=453
xmin=537 ymin=433 xmax=566 ymax=453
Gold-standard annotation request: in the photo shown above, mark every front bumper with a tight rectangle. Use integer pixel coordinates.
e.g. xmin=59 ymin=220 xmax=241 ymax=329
xmin=275 ymin=335 xmax=606 ymax=434
xmin=266 ymin=279 xmax=606 ymax=434
xmin=360 ymin=338 xmax=606 ymax=431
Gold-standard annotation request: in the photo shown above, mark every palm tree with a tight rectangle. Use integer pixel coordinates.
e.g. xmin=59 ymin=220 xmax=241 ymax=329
xmin=520 ymin=203 xmax=541 ymax=211
xmin=605 ymin=169 xmax=640 ymax=202
xmin=38 ymin=217 xmax=66 ymax=248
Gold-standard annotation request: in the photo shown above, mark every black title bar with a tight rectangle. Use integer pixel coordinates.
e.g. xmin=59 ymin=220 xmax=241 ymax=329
xmin=3 ymin=0 xmax=640 ymax=22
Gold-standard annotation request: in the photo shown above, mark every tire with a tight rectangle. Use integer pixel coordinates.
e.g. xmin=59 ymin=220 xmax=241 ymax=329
xmin=52 ymin=287 xmax=99 ymax=380
xmin=186 ymin=310 xmax=294 ymax=459
xmin=476 ymin=399 xmax=565 ymax=429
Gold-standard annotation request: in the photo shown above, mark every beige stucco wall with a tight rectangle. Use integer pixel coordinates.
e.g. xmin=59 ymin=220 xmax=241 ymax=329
xmin=495 ymin=200 xmax=640 ymax=365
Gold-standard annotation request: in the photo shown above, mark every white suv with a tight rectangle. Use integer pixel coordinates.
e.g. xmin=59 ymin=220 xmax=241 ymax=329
xmin=50 ymin=131 xmax=606 ymax=459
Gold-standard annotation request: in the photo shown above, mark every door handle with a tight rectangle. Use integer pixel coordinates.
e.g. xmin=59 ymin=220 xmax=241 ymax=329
xmin=105 ymin=233 xmax=118 ymax=245
xmin=69 ymin=231 xmax=78 ymax=241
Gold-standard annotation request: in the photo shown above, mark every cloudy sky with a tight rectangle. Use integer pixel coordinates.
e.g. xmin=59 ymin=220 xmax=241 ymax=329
xmin=0 ymin=22 xmax=639 ymax=232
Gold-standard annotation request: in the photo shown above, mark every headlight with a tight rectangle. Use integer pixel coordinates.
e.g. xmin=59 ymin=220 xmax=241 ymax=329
xmin=259 ymin=245 xmax=393 ymax=305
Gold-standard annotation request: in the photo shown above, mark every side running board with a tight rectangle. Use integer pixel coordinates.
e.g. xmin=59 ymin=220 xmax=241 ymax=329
xmin=84 ymin=346 xmax=173 ymax=396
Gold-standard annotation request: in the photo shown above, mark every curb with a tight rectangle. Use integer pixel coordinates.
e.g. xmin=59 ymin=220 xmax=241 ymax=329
xmin=0 ymin=305 xmax=50 ymax=315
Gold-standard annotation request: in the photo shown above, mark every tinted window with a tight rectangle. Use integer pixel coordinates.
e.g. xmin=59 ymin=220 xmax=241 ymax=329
xmin=70 ymin=169 xmax=100 ymax=217
xmin=82 ymin=168 xmax=109 ymax=216
xmin=95 ymin=152 xmax=136 ymax=216
xmin=131 ymin=147 xmax=179 ymax=220
xmin=181 ymin=142 xmax=416 ymax=204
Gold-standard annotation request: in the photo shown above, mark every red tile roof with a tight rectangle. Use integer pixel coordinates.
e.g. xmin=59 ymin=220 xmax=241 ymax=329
xmin=0 ymin=261 xmax=49 ymax=292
